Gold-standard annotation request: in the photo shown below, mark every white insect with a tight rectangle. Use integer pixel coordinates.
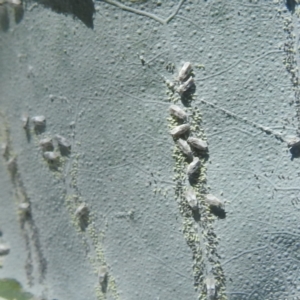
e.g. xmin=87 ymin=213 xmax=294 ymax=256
xmin=7 ymin=156 xmax=17 ymax=174
xmin=187 ymin=157 xmax=201 ymax=177
xmin=177 ymin=77 xmax=194 ymax=96
xmin=75 ymin=203 xmax=89 ymax=218
xmin=187 ymin=137 xmax=208 ymax=151
xmin=185 ymin=187 xmax=198 ymax=210
xmin=170 ymin=124 xmax=190 ymax=138
xmin=19 ymin=202 xmax=30 ymax=212
xmin=98 ymin=265 xmax=108 ymax=284
xmin=205 ymin=274 xmax=216 ymax=300
xmin=43 ymin=151 xmax=59 ymax=161
xmin=21 ymin=114 xmax=29 ymax=129
xmin=10 ymin=0 xmax=22 ymax=5
xmin=169 ymin=104 xmax=187 ymax=121
xmin=205 ymin=194 xmax=224 ymax=209
xmin=176 ymin=138 xmax=193 ymax=159
xmin=39 ymin=137 xmax=54 ymax=151
xmin=1 ymin=143 xmax=8 ymax=158
xmin=0 ymin=244 xmax=10 ymax=256
xmin=287 ymin=136 xmax=300 ymax=149
xmin=178 ymin=62 xmax=192 ymax=82
xmin=55 ymin=134 xmax=71 ymax=149
xmin=31 ymin=115 xmax=46 ymax=127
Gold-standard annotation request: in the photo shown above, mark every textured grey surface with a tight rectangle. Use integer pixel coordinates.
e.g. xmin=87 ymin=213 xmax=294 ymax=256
xmin=1 ymin=0 xmax=300 ymax=300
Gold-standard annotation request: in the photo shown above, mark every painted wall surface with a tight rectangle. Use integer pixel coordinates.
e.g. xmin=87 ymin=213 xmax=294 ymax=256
xmin=1 ymin=1 xmax=300 ymax=300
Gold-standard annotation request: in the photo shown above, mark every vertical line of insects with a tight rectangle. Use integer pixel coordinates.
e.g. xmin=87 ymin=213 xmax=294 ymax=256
xmin=0 ymin=112 xmax=47 ymax=286
xmin=281 ymin=5 xmax=300 ymax=135
xmin=165 ymin=63 xmax=227 ymax=300
xmin=19 ymin=111 xmax=119 ymax=300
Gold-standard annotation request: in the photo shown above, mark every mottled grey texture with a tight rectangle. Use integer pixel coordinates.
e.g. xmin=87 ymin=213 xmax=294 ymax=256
xmin=1 ymin=1 xmax=300 ymax=300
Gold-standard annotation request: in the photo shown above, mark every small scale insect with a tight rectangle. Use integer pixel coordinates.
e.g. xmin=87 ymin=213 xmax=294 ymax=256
xmin=176 ymin=138 xmax=193 ymax=159
xmin=187 ymin=157 xmax=201 ymax=177
xmin=55 ymin=134 xmax=71 ymax=149
xmin=177 ymin=77 xmax=195 ymax=96
xmin=185 ymin=187 xmax=198 ymax=210
xmin=1 ymin=143 xmax=9 ymax=159
xmin=169 ymin=104 xmax=187 ymax=121
xmin=139 ymin=55 xmax=145 ymax=65
xmin=205 ymin=274 xmax=216 ymax=300
xmin=31 ymin=116 xmax=46 ymax=130
xmin=98 ymin=265 xmax=108 ymax=284
xmin=39 ymin=137 xmax=54 ymax=151
xmin=19 ymin=202 xmax=30 ymax=213
xmin=187 ymin=137 xmax=208 ymax=151
xmin=0 ymin=244 xmax=10 ymax=256
xmin=43 ymin=151 xmax=59 ymax=161
xmin=178 ymin=62 xmax=192 ymax=82
xmin=10 ymin=0 xmax=22 ymax=5
xmin=21 ymin=114 xmax=29 ymax=129
xmin=7 ymin=156 xmax=17 ymax=175
xmin=205 ymin=194 xmax=224 ymax=209
xmin=75 ymin=203 xmax=89 ymax=218
xmin=170 ymin=124 xmax=190 ymax=138
xmin=287 ymin=136 xmax=300 ymax=149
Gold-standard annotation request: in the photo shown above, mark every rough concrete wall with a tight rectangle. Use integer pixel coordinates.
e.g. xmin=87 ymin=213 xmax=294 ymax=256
xmin=1 ymin=1 xmax=300 ymax=300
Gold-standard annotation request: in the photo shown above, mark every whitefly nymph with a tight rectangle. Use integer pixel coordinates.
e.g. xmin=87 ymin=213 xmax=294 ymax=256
xmin=0 ymin=244 xmax=10 ymax=256
xmin=205 ymin=194 xmax=224 ymax=209
xmin=287 ymin=136 xmax=300 ymax=149
xmin=75 ymin=203 xmax=89 ymax=218
xmin=187 ymin=157 xmax=201 ymax=177
xmin=55 ymin=134 xmax=71 ymax=149
xmin=1 ymin=143 xmax=8 ymax=158
xmin=39 ymin=137 xmax=54 ymax=151
xmin=98 ymin=265 xmax=108 ymax=284
xmin=177 ymin=77 xmax=194 ymax=96
xmin=205 ymin=274 xmax=216 ymax=300
xmin=170 ymin=124 xmax=190 ymax=138
xmin=176 ymin=138 xmax=193 ymax=159
xmin=187 ymin=137 xmax=208 ymax=151
xmin=169 ymin=104 xmax=187 ymax=121
xmin=31 ymin=115 xmax=46 ymax=127
xmin=7 ymin=156 xmax=17 ymax=174
xmin=21 ymin=114 xmax=29 ymax=129
xmin=43 ymin=151 xmax=60 ymax=162
xmin=185 ymin=187 xmax=198 ymax=210
xmin=19 ymin=202 xmax=30 ymax=213
xmin=178 ymin=62 xmax=192 ymax=82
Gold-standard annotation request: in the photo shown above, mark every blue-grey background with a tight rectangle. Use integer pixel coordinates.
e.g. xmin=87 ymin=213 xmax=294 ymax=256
xmin=1 ymin=0 xmax=300 ymax=299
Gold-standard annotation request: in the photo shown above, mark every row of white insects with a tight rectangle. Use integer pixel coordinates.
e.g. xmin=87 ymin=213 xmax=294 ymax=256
xmin=20 ymin=115 xmax=108 ymax=285
xmin=169 ymin=62 xmax=225 ymax=211
xmin=169 ymin=62 xmax=225 ymax=299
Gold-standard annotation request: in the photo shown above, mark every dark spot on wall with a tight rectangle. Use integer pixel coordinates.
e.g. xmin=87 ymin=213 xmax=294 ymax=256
xmin=35 ymin=0 xmax=95 ymax=28
xmin=286 ymin=0 xmax=297 ymax=12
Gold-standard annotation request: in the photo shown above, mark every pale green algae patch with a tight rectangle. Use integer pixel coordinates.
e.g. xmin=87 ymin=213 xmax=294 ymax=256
xmin=0 ymin=278 xmax=33 ymax=300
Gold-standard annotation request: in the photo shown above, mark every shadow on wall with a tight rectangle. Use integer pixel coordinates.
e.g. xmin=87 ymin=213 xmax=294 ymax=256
xmin=0 ymin=0 xmax=95 ymax=32
xmin=35 ymin=0 xmax=95 ymax=28
xmin=285 ymin=0 xmax=296 ymax=12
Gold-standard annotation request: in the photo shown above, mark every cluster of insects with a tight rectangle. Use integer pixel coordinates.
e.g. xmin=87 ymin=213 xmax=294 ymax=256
xmin=169 ymin=63 xmax=225 ymax=212
xmin=22 ymin=114 xmax=71 ymax=166
xmin=167 ymin=62 xmax=228 ymax=300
